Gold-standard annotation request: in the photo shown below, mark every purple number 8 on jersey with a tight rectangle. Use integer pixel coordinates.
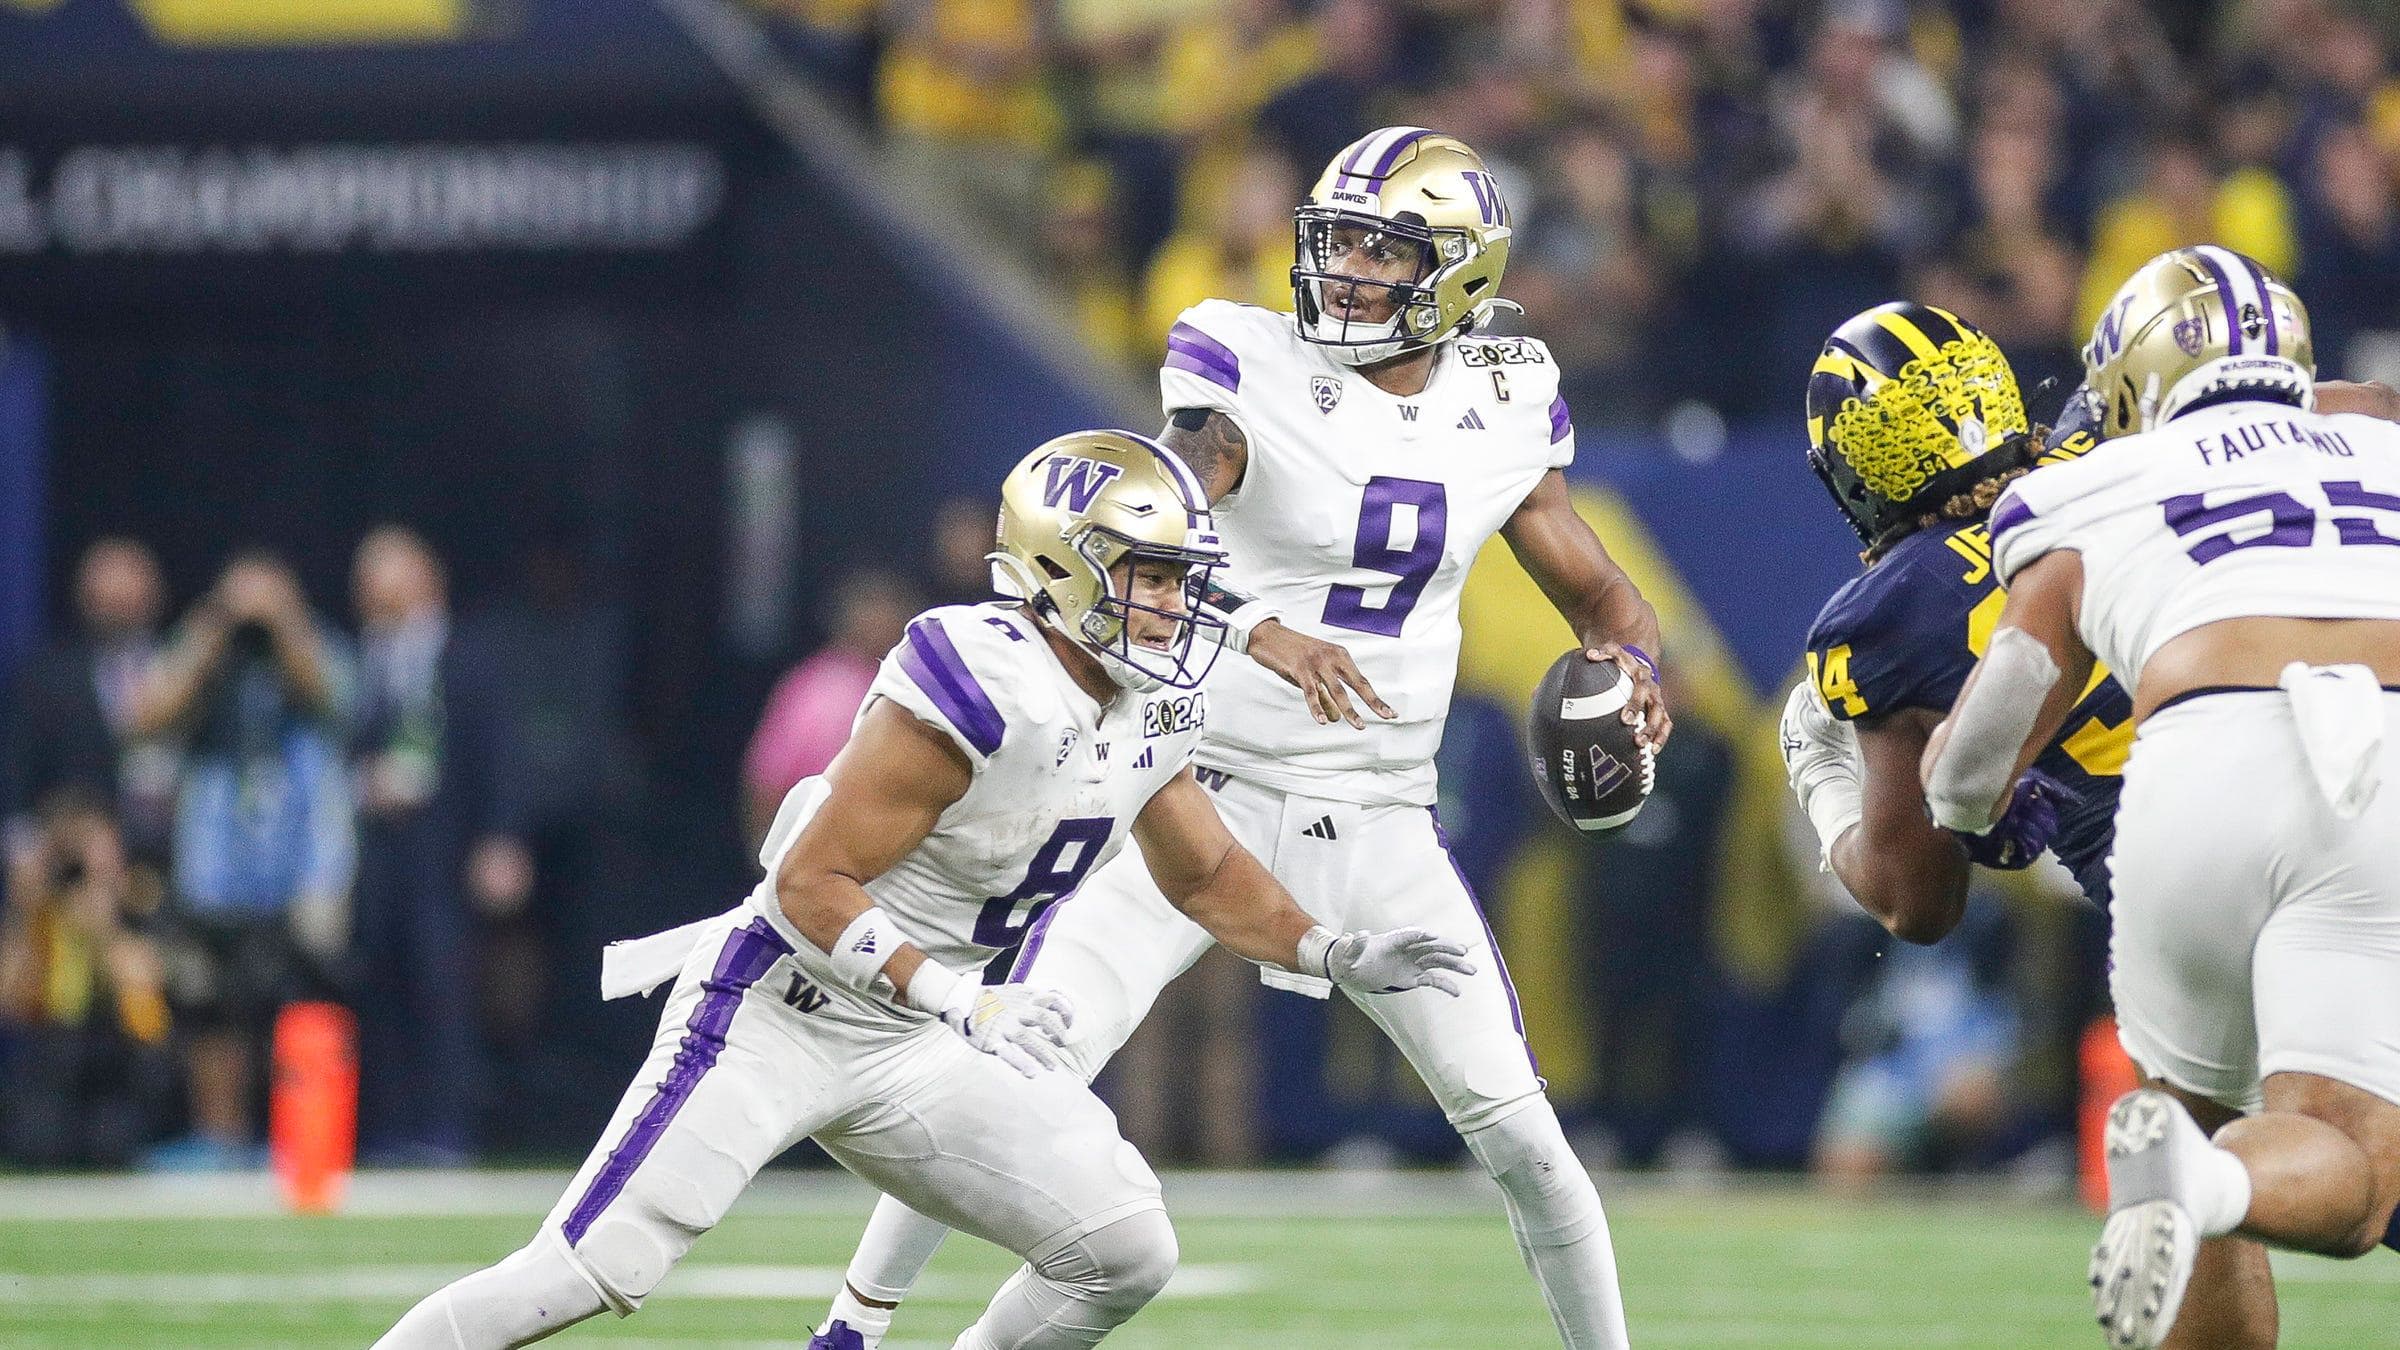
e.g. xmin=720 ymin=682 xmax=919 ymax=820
xmin=973 ymin=816 xmax=1112 ymax=982
xmin=1323 ymin=476 xmax=1448 ymax=638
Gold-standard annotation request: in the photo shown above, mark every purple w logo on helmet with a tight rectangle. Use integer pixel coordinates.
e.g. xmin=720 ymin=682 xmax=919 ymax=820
xmin=1041 ymin=456 xmax=1124 ymax=514
xmin=1460 ymin=170 xmax=1504 ymax=227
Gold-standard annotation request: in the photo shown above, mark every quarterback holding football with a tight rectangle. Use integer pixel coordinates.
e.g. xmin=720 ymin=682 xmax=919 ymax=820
xmin=808 ymin=127 xmax=1668 ymax=1350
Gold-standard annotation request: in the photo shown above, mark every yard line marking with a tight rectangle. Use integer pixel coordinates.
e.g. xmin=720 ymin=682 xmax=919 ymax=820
xmin=0 ymin=1263 xmax=1260 ymax=1305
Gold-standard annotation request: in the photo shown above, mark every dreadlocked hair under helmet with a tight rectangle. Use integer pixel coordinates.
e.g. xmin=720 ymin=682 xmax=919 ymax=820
xmin=1858 ymin=428 xmax=2044 ymax=565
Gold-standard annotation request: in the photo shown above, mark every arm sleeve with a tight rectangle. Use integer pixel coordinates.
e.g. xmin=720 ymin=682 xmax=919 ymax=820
xmin=866 ymin=614 xmax=1023 ymax=770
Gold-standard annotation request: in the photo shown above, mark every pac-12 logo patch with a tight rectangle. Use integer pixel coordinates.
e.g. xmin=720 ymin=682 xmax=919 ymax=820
xmin=1311 ymin=375 xmax=1343 ymax=415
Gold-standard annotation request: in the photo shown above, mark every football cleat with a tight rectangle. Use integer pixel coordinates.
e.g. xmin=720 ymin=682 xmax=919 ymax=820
xmin=2088 ymin=1090 xmax=2206 ymax=1349
xmin=806 ymin=1320 xmax=868 ymax=1350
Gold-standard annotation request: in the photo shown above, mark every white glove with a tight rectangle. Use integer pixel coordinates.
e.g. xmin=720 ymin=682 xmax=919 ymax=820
xmin=935 ymin=980 xmax=1076 ymax=1078
xmin=1299 ymin=925 xmax=1474 ymax=997
xmin=1780 ymin=679 xmax=1864 ymax=869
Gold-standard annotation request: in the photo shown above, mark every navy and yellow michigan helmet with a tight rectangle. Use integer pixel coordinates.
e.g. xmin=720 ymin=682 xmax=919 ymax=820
xmin=1805 ymin=302 xmax=2033 ymax=547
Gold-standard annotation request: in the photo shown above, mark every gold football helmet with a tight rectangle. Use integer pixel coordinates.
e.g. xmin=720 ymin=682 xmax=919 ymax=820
xmin=1293 ymin=127 xmax=1514 ymax=365
xmin=2083 ymin=245 xmax=2314 ymax=439
xmin=1805 ymin=302 xmax=2033 ymax=548
xmin=991 ymin=430 xmax=1229 ymax=692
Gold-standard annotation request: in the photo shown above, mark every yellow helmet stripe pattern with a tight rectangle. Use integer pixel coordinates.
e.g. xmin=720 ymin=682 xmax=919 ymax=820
xmin=1872 ymin=308 xmax=1944 ymax=363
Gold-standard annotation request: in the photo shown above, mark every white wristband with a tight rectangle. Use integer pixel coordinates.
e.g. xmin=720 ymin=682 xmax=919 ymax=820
xmin=1295 ymin=924 xmax=1339 ymax=980
xmin=828 ymin=907 xmax=905 ymax=995
xmin=1216 ymin=600 xmax=1280 ymax=656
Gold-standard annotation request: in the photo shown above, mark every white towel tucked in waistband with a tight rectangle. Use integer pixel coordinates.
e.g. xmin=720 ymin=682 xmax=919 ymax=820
xmin=599 ymin=913 xmax=727 ymax=1001
xmin=2279 ymin=661 xmax=2385 ymax=821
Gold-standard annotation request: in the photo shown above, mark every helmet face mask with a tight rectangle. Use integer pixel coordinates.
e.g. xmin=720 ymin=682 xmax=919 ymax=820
xmin=2082 ymin=245 xmax=2314 ymax=439
xmin=1063 ymin=521 xmax=1227 ymax=692
xmin=1293 ymin=209 xmax=1442 ymax=361
xmin=1292 ymin=127 xmax=1512 ymax=366
xmin=991 ymin=431 xmax=1229 ymax=693
xmin=1805 ymin=302 xmax=2033 ymax=548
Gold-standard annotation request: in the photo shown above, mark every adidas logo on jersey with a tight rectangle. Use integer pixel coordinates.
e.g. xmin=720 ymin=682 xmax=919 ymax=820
xmin=1132 ymin=745 xmax=1153 ymax=770
xmin=1457 ymin=409 xmax=1486 ymax=430
xmin=1300 ymin=815 xmax=1339 ymax=841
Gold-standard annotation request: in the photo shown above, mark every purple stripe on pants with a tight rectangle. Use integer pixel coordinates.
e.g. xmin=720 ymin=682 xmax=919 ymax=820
xmin=1429 ymin=809 xmax=1537 ymax=1072
xmin=899 ymin=620 xmax=1005 ymax=756
xmin=1548 ymin=394 xmax=1572 ymax=444
xmin=562 ymin=918 xmax=791 ymax=1246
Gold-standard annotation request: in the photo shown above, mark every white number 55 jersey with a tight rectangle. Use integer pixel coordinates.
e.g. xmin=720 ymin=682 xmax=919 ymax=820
xmin=1990 ymin=401 xmax=2400 ymax=688
xmin=1163 ymin=299 xmax=1574 ymax=807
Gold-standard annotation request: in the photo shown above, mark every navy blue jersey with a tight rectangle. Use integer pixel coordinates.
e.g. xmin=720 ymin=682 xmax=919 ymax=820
xmin=1805 ymin=510 xmax=2132 ymax=907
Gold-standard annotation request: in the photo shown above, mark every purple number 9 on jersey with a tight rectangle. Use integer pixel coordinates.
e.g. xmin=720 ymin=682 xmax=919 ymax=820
xmin=1322 ymin=476 xmax=1447 ymax=637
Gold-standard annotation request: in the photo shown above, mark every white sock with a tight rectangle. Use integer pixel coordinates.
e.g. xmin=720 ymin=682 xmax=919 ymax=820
xmin=2191 ymin=1139 xmax=2255 ymax=1239
xmin=1462 ymin=1103 xmax=1630 ymax=1350
xmin=818 ymin=1285 xmax=895 ymax=1345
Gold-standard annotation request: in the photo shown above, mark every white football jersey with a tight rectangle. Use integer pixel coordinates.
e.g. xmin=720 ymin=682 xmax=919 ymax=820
xmin=1162 ymin=299 xmax=1574 ymax=805
xmin=1990 ymin=399 xmax=2400 ymax=690
xmin=744 ymin=603 xmax=1207 ymax=1028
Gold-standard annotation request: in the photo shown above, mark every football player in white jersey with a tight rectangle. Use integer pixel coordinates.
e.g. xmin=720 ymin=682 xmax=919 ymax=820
xmin=373 ymin=430 xmax=1470 ymax=1350
xmin=810 ymin=129 xmax=1667 ymax=1350
xmin=1921 ymin=247 xmax=2400 ymax=1350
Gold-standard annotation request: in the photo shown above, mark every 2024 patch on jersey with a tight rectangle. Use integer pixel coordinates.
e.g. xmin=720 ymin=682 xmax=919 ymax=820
xmin=1162 ymin=299 xmax=1573 ymax=807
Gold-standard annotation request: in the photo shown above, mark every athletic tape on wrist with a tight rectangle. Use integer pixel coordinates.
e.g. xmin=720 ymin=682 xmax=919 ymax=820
xmin=1296 ymin=925 xmax=1338 ymax=980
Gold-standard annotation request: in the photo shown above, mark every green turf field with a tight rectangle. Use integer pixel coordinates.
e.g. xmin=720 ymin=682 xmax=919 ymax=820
xmin=0 ymin=1172 xmax=2391 ymax=1348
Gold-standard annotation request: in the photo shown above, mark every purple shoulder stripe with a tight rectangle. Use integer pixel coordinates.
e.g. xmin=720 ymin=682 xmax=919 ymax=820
xmin=1166 ymin=322 xmax=1240 ymax=393
xmin=1548 ymin=394 xmax=1572 ymax=444
xmin=1990 ymin=492 xmax=2036 ymax=541
xmin=561 ymin=918 xmax=789 ymax=1247
xmin=899 ymin=619 xmax=1006 ymax=758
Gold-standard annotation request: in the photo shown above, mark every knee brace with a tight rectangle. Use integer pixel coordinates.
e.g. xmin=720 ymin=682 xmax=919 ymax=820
xmin=1463 ymin=1101 xmax=1606 ymax=1248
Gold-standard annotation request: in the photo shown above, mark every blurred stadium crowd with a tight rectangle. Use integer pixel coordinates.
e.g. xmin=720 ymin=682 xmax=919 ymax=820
xmin=763 ymin=0 xmax=2400 ymax=424
xmin=9 ymin=0 xmax=2399 ymax=1189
